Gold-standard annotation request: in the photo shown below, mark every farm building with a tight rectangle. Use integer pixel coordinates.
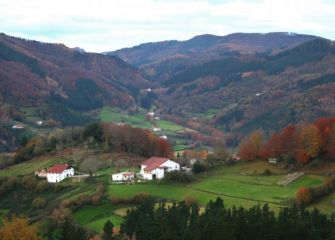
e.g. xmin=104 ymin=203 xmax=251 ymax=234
xmin=268 ymin=158 xmax=278 ymax=165
xmin=152 ymin=127 xmax=162 ymax=132
xmin=46 ymin=164 xmax=74 ymax=183
xmin=35 ymin=169 xmax=47 ymax=178
xmin=12 ymin=124 xmax=24 ymax=129
xmin=140 ymin=157 xmax=180 ymax=180
xmin=112 ymin=172 xmax=135 ymax=182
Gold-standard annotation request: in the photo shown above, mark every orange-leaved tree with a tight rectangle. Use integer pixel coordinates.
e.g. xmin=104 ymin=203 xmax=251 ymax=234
xmin=296 ymin=187 xmax=312 ymax=205
xmin=238 ymin=130 xmax=265 ymax=161
xmin=0 ymin=216 xmax=42 ymax=240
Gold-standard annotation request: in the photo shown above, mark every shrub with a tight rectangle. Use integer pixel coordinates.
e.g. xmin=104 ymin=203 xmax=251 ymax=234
xmin=192 ymin=162 xmax=207 ymax=174
xmin=262 ymin=169 xmax=272 ymax=176
xmin=21 ymin=175 xmax=38 ymax=190
xmin=32 ymin=197 xmax=47 ymax=209
xmin=34 ymin=181 xmax=49 ymax=193
xmin=131 ymin=192 xmax=152 ymax=204
xmin=296 ymin=187 xmax=311 ymax=205
xmin=164 ymin=171 xmax=194 ymax=183
xmin=183 ymin=195 xmax=197 ymax=206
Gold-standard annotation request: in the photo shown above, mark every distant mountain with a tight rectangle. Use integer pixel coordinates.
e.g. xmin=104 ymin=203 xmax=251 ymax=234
xmin=108 ymin=32 xmax=321 ymax=82
xmin=0 ymin=33 xmax=150 ymax=126
xmin=158 ymin=38 xmax=335 ymax=135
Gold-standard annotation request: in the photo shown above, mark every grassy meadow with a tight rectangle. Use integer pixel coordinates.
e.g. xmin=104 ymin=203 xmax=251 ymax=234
xmin=1 ymin=154 xmax=334 ymax=233
xmin=73 ymin=203 xmax=127 ymax=232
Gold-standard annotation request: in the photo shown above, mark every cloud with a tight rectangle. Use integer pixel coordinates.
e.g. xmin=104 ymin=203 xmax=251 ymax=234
xmin=0 ymin=0 xmax=334 ymax=52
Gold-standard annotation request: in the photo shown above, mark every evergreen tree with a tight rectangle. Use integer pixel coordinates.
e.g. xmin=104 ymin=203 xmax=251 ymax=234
xmin=102 ymin=219 xmax=114 ymax=240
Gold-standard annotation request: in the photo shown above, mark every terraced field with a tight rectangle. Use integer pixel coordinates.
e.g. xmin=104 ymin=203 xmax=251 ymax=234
xmin=107 ymin=161 xmax=327 ymax=211
xmin=73 ymin=203 xmax=127 ymax=232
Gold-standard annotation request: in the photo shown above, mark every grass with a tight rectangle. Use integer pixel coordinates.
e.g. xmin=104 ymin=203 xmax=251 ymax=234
xmin=0 ymin=157 xmax=68 ymax=177
xmin=173 ymin=144 xmax=189 ymax=151
xmin=309 ymin=192 xmax=335 ymax=214
xmin=0 ymin=209 xmax=9 ymax=224
xmin=156 ymin=120 xmax=184 ymax=132
xmin=107 ymin=161 xmax=326 ymax=211
xmin=98 ymin=107 xmax=123 ymax=122
xmin=73 ymin=203 xmax=126 ymax=232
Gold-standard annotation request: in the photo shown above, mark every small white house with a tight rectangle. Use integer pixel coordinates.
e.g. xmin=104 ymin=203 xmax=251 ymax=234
xmin=112 ymin=172 xmax=134 ymax=182
xmin=152 ymin=127 xmax=161 ymax=132
xmin=268 ymin=158 xmax=279 ymax=165
xmin=140 ymin=157 xmax=180 ymax=180
xmin=12 ymin=125 xmax=24 ymax=129
xmin=159 ymin=135 xmax=168 ymax=139
xmin=47 ymin=164 xmax=74 ymax=183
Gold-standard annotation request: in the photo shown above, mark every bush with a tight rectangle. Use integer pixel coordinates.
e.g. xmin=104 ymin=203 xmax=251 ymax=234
xmin=34 ymin=181 xmax=49 ymax=193
xmin=183 ymin=195 xmax=197 ymax=206
xmin=32 ymin=197 xmax=47 ymax=209
xmin=164 ymin=171 xmax=194 ymax=183
xmin=21 ymin=175 xmax=38 ymax=190
xmin=296 ymin=187 xmax=311 ymax=205
xmin=262 ymin=169 xmax=272 ymax=176
xmin=131 ymin=192 xmax=152 ymax=204
xmin=192 ymin=162 xmax=207 ymax=174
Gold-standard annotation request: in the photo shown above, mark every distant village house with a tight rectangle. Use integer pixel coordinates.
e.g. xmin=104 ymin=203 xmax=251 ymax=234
xmin=12 ymin=124 xmax=24 ymax=129
xmin=46 ymin=164 xmax=74 ymax=183
xmin=140 ymin=157 xmax=180 ymax=180
xmin=35 ymin=169 xmax=47 ymax=178
xmin=112 ymin=172 xmax=135 ymax=182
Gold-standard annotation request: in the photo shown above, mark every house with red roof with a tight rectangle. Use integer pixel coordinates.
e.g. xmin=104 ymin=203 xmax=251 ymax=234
xmin=46 ymin=164 xmax=74 ymax=183
xmin=140 ymin=157 xmax=180 ymax=180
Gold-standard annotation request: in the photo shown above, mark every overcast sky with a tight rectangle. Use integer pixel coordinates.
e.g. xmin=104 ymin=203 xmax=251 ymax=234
xmin=0 ymin=0 xmax=334 ymax=52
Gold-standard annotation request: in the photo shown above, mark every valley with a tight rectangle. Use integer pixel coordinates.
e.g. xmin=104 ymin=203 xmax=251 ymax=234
xmin=1 ymin=31 xmax=335 ymax=239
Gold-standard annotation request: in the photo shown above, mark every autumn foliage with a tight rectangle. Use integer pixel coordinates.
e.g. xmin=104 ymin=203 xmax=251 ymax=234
xmin=239 ymin=117 xmax=335 ymax=164
xmin=0 ymin=216 xmax=42 ymax=240
xmin=238 ymin=130 xmax=266 ymax=161
xmin=296 ymin=187 xmax=312 ymax=205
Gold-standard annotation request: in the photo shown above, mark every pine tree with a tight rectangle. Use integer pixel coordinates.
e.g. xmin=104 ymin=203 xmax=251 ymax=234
xmin=102 ymin=220 xmax=114 ymax=240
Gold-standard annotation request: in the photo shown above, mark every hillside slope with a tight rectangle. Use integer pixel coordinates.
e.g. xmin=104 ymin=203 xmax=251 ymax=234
xmin=158 ymin=39 xmax=335 ymax=135
xmin=0 ymin=33 xmax=150 ymax=122
xmin=0 ymin=33 xmax=151 ymax=150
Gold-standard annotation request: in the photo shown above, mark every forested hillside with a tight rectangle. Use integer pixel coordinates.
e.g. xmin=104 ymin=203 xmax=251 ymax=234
xmin=154 ymin=39 xmax=335 ymax=138
xmin=0 ymin=33 xmax=150 ymax=150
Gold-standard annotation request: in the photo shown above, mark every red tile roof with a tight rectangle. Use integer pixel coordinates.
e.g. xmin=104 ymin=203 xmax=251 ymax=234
xmin=123 ymin=172 xmax=134 ymax=177
xmin=142 ymin=157 xmax=169 ymax=171
xmin=48 ymin=164 xmax=71 ymax=174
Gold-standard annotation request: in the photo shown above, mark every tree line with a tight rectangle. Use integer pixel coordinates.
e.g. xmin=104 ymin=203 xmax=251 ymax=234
xmin=120 ymin=197 xmax=335 ymax=240
xmin=238 ymin=117 xmax=335 ymax=165
xmin=13 ymin=122 xmax=172 ymax=164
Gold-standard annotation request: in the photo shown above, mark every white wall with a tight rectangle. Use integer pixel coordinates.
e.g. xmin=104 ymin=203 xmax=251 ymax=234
xmin=140 ymin=159 xmax=180 ymax=180
xmin=160 ymin=160 xmax=180 ymax=172
xmin=47 ymin=168 xmax=74 ymax=183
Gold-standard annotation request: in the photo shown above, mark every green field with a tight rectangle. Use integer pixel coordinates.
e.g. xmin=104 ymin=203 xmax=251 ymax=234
xmin=309 ymin=192 xmax=335 ymax=213
xmin=73 ymin=203 xmax=126 ymax=232
xmin=0 ymin=157 xmax=68 ymax=177
xmin=0 ymin=209 xmax=9 ymax=224
xmin=107 ymin=161 xmax=326 ymax=211
xmin=98 ymin=107 xmax=186 ymax=133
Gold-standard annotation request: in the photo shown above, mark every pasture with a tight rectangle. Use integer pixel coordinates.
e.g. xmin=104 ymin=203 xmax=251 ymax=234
xmin=107 ymin=161 xmax=327 ymax=212
xmin=0 ymin=157 xmax=67 ymax=177
xmin=73 ymin=203 xmax=127 ymax=232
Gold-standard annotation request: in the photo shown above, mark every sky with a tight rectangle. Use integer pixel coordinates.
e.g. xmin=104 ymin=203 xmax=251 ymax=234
xmin=0 ymin=0 xmax=334 ymax=52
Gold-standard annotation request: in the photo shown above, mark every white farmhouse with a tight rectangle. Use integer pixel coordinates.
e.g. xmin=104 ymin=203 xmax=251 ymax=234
xmin=140 ymin=157 xmax=180 ymax=180
xmin=47 ymin=164 xmax=74 ymax=183
xmin=112 ymin=172 xmax=134 ymax=182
